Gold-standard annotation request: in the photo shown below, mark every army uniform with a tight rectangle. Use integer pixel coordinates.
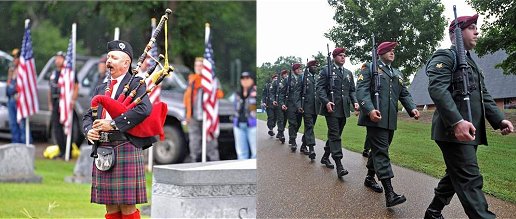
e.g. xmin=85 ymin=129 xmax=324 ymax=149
xmin=284 ymin=64 xmax=304 ymax=151
xmin=262 ymin=78 xmax=277 ymax=136
xmin=297 ymin=60 xmax=321 ymax=159
xmin=317 ymin=48 xmax=357 ymax=177
xmin=424 ymin=14 xmax=511 ymax=219
xmin=274 ymin=71 xmax=289 ymax=143
xmin=357 ymin=41 xmax=418 ymax=207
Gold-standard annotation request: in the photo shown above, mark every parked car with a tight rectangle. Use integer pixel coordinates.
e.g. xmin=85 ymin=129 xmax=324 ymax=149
xmin=0 ymin=55 xmax=236 ymax=163
xmin=0 ymin=50 xmax=14 ymax=139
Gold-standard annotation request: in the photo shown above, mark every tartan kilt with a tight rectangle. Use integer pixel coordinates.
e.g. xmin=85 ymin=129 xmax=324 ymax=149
xmin=91 ymin=141 xmax=147 ymax=205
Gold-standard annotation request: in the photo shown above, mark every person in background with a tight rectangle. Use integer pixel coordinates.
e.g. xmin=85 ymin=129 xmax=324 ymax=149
xmin=183 ymin=57 xmax=224 ymax=162
xmin=90 ymin=54 xmax=108 ymax=96
xmin=233 ymin=71 xmax=257 ymax=159
xmin=6 ymin=48 xmax=32 ymax=144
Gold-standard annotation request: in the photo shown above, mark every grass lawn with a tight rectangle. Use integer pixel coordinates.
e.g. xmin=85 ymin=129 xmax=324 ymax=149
xmin=257 ymin=111 xmax=516 ymax=203
xmin=0 ymin=159 xmax=153 ymax=218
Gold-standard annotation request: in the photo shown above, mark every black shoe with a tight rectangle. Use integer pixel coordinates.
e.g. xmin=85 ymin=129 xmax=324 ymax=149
xmin=320 ymin=157 xmax=334 ymax=169
xmin=334 ymin=159 xmax=349 ymax=178
xmin=381 ymin=179 xmax=407 ymax=207
xmin=279 ymin=136 xmax=285 ymax=144
xmin=362 ymin=149 xmax=370 ymax=158
xmin=268 ymin=130 xmax=275 ymax=136
xmin=290 ymin=142 xmax=297 ymax=152
xmin=364 ymin=175 xmax=383 ymax=193
xmin=308 ymin=146 xmax=316 ymax=160
xmin=424 ymin=208 xmax=444 ymax=219
xmin=300 ymin=146 xmax=308 ymax=155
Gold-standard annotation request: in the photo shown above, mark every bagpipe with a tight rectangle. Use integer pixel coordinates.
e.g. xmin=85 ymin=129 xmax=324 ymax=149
xmin=90 ymin=9 xmax=173 ymax=158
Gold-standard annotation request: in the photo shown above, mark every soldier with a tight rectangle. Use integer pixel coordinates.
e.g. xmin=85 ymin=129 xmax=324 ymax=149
xmin=316 ymin=47 xmax=359 ymax=178
xmin=262 ymin=74 xmax=278 ymax=137
xmin=356 ymin=41 xmax=420 ymax=207
xmin=424 ymin=14 xmax=513 ymax=219
xmin=284 ymin=63 xmax=304 ymax=152
xmin=84 ymin=40 xmax=155 ymax=219
xmin=297 ymin=60 xmax=320 ymax=160
xmin=274 ymin=70 xmax=289 ymax=144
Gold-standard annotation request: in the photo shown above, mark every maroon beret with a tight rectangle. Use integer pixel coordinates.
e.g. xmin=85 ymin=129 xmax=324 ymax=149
xmin=292 ymin=63 xmax=302 ymax=71
xmin=281 ymin=69 xmax=288 ymax=75
xmin=377 ymin=42 xmax=398 ymax=55
xmin=449 ymin=14 xmax=478 ymax=33
xmin=307 ymin=60 xmax=318 ymax=67
xmin=332 ymin=47 xmax=346 ymax=58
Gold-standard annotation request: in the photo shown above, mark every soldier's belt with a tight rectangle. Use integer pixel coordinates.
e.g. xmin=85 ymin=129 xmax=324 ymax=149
xmin=99 ymin=131 xmax=128 ymax=143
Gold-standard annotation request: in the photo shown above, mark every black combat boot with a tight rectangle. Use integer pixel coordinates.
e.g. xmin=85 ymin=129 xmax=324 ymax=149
xmin=300 ymin=142 xmax=308 ymax=155
xmin=334 ymin=159 xmax=349 ymax=178
xmin=424 ymin=197 xmax=445 ymax=219
xmin=362 ymin=149 xmax=370 ymax=158
xmin=381 ymin=178 xmax=406 ymax=207
xmin=308 ymin=145 xmax=316 ymax=160
xmin=364 ymin=171 xmax=383 ymax=193
xmin=268 ymin=130 xmax=275 ymax=137
xmin=277 ymin=132 xmax=285 ymax=144
xmin=320 ymin=154 xmax=334 ymax=169
xmin=289 ymin=140 xmax=297 ymax=152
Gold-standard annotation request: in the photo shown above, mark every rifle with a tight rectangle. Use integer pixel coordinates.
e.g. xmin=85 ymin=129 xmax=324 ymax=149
xmin=327 ymin=44 xmax=335 ymax=107
xmin=301 ymin=59 xmax=308 ymax=110
xmin=452 ymin=5 xmax=473 ymax=123
xmin=371 ymin=34 xmax=381 ymax=111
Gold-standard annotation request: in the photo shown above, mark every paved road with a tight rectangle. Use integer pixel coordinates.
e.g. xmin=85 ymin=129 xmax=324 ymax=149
xmin=256 ymin=120 xmax=516 ymax=218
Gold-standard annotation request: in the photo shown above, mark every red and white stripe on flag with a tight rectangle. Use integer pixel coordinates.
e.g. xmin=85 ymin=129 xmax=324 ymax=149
xmin=201 ymin=24 xmax=219 ymax=140
xmin=16 ymin=22 xmax=39 ymax=122
xmin=146 ymin=78 xmax=161 ymax=103
xmin=58 ymin=31 xmax=75 ymax=135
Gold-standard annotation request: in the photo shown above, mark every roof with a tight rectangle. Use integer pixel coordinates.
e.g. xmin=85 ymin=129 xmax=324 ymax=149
xmin=409 ymin=50 xmax=516 ymax=106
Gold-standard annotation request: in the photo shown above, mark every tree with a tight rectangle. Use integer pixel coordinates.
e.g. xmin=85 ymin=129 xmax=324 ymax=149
xmin=468 ymin=0 xmax=515 ymax=75
xmin=325 ymin=0 xmax=446 ymax=83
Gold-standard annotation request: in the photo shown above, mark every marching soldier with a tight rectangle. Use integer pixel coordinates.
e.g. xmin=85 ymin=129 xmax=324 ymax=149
xmin=356 ymin=41 xmax=420 ymax=207
xmin=424 ymin=14 xmax=513 ymax=219
xmin=297 ymin=60 xmax=320 ymax=160
xmin=316 ymin=47 xmax=359 ymax=178
xmin=262 ymin=74 xmax=278 ymax=137
xmin=284 ymin=63 xmax=304 ymax=152
xmin=274 ymin=70 xmax=289 ymax=144
xmin=84 ymin=40 xmax=155 ymax=219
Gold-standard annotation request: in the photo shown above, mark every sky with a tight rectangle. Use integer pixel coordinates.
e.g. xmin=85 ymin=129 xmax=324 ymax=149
xmin=257 ymin=0 xmax=484 ymax=72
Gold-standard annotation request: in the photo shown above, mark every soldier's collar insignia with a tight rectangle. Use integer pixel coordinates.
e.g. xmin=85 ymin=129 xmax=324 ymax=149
xmin=436 ymin=63 xmax=443 ymax=69
xmin=357 ymin=74 xmax=364 ymax=81
xmin=119 ymin=43 xmax=126 ymax=50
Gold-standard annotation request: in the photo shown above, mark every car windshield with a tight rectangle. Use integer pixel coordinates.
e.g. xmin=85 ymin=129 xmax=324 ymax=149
xmin=0 ymin=51 xmax=13 ymax=82
xmin=161 ymin=72 xmax=187 ymax=92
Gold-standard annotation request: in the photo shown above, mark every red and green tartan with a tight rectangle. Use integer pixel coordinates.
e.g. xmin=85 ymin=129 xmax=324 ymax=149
xmin=91 ymin=141 xmax=147 ymax=205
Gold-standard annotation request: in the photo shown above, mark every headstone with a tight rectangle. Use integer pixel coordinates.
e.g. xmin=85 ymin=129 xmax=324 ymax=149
xmin=152 ymin=159 xmax=256 ymax=218
xmin=64 ymin=145 xmax=93 ymax=183
xmin=0 ymin=143 xmax=42 ymax=183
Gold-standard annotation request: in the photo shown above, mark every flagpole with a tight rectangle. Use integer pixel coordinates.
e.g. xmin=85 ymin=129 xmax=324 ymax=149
xmin=65 ymin=23 xmax=76 ymax=161
xmin=201 ymin=23 xmax=210 ymax=163
xmin=114 ymin=27 xmax=119 ymax=40
xmin=147 ymin=18 xmax=156 ymax=171
xmin=24 ymin=19 xmax=30 ymax=147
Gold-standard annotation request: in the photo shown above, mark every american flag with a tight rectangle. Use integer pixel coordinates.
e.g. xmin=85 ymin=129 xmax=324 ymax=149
xmin=145 ymin=18 xmax=161 ymax=104
xmin=16 ymin=21 xmax=39 ymax=122
xmin=201 ymin=23 xmax=219 ymax=140
xmin=58 ymin=29 xmax=75 ymax=135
